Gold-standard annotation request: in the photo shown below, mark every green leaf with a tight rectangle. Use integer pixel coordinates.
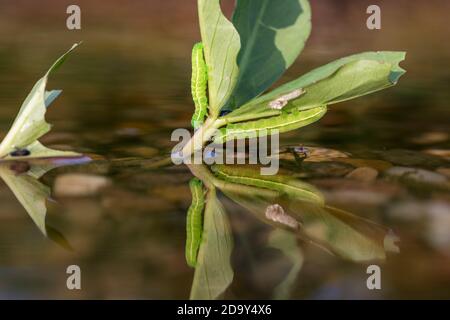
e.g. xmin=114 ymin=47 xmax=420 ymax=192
xmin=225 ymin=0 xmax=311 ymax=109
xmin=214 ymin=105 xmax=326 ymax=143
xmin=0 ymin=43 xmax=81 ymax=159
xmin=284 ymin=60 xmax=397 ymax=110
xmin=222 ymin=186 xmax=398 ymax=262
xmin=224 ymin=51 xmax=406 ymax=120
xmin=190 ymin=189 xmax=234 ymax=300
xmin=198 ymin=0 xmax=240 ymax=116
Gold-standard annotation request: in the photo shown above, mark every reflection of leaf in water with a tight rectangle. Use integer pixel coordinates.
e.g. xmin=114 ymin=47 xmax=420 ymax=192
xmin=220 ymin=178 xmax=397 ymax=262
xmin=46 ymin=225 xmax=73 ymax=251
xmin=288 ymin=201 xmax=399 ymax=262
xmin=0 ymin=165 xmax=50 ymax=236
xmin=268 ymin=229 xmax=303 ymax=300
xmin=0 ymin=159 xmax=88 ymax=245
xmin=189 ymin=163 xmax=398 ymax=273
xmin=190 ymin=189 xmax=234 ymax=300
xmin=26 ymin=160 xmax=65 ymax=180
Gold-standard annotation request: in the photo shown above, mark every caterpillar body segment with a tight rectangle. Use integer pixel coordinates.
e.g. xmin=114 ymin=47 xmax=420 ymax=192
xmin=191 ymin=43 xmax=209 ymax=129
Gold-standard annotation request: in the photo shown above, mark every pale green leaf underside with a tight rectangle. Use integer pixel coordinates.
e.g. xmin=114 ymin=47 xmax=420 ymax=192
xmin=0 ymin=43 xmax=81 ymax=159
xmin=221 ymin=182 xmax=394 ymax=262
xmin=190 ymin=189 xmax=234 ymax=300
xmin=0 ymin=165 xmax=50 ymax=236
xmin=214 ymin=105 xmax=326 ymax=143
xmin=198 ymin=0 xmax=241 ymax=115
xmin=224 ymin=51 xmax=406 ymax=119
xmin=226 ymin=0 xmax=311 ymax=110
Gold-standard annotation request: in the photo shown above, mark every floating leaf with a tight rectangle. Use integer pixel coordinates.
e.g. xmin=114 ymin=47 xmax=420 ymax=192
xmin=0 ymin=43 xmax=81 ymax=159
xmin=224 ymin=51 xmax=406 ymax=121
xmin=190 ymin=189 xmax=234 ymax=300
xmin=185 ymin=178 xmax=205 ymax=267
xmin=198 ymin=0 xmax=240 ymax=115
xmin=215 ymin=105 xmax=326 ymax=143
xmin=225 ymin=0 xmax=311 ymax=110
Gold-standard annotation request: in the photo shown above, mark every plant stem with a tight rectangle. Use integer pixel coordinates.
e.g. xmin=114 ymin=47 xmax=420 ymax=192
xmin=187 ymin=164 xmax=216 ymax=190
xmin=181 ymin=117 xmax=225 ymax=159
xmin=181 ymin=108 xmax=282 ymax=158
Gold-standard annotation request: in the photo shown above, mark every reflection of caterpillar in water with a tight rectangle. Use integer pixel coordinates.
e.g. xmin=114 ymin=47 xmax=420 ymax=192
xmin=185 ymin=178 xmax=205 ymax=267
xmin=191 ymin=43 xmax=208 ymax=129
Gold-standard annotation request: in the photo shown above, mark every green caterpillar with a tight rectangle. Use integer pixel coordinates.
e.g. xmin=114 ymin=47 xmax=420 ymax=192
xmin=191 ymin=42 xmax=209 ymax=129
xmin=185 ymin=178 xmax=205 ymax=267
